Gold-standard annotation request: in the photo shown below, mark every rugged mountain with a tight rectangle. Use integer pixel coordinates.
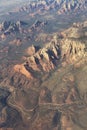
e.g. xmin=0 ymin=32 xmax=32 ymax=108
xmin=0 ymin=19 xmax=48 ymax=43
xmin=0 ymin=21 xmax=87 ymax=130
xmin=13 ymin=21 xmax=87 ymax=77
xmin=16 ymin=36 xmax=85 ymax=75
xmin=0 ymin=20 xmax=27 ymax=35
xmin=19 ymin=0 xmax=87 ymax=14
xmin=0 ymin=0 xmax=87 ymax=129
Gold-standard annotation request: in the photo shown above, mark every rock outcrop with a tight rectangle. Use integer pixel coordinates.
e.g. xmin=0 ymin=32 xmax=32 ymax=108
xmin=19 ymin=0 xmax=87 ymax=15
xmin=13 ymin=20 xmax=87 ymax=78
xmin=0 ymin=20 xmax=27 ymax=35
xmin=25 ymin=45 xmax=36 ymax=56
xmin=14 ymin=32 xmax=86 ymax=78
xmin=0 ymin=20 xmax=87 ymax=130
xmin=24 ymin=39 xmax=61 ymax=72
xmin=61 ymin=38 xmax=86 ymax=63
xmin=14 ymin=64 xmax=33 ymax=79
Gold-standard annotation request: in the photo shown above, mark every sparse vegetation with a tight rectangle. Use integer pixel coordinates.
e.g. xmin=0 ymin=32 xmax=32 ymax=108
xmin=0 ymin=0 xmax=87 ymax=130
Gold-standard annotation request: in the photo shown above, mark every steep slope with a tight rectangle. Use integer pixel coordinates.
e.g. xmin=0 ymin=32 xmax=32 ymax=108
xmin=14 ymin=31 xmax=86 ymax=77
xmin=0 ymin=21 xmax=87 ymax=130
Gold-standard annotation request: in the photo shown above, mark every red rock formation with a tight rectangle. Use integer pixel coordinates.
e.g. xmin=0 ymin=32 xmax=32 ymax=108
xmin=14 ymin=64 xmax=33 ymax=79
xmin=25 ymin=45 xmax=36 ymax=56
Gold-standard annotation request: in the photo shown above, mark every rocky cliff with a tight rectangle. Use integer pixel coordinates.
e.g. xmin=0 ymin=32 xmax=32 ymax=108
xmin=14 ymin=29 xmax=87 ymax=78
